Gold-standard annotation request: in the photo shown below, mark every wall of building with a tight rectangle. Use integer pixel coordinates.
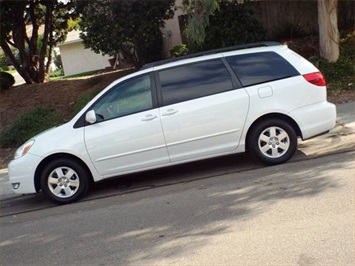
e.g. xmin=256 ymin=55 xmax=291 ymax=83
xmin=59 ymin=42 xmax=111 ymax=76
xmin=161 ymin=0 xmax=184 ymax=58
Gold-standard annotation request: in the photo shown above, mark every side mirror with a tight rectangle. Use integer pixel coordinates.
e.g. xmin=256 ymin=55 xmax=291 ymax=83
xmin=85 ymin=110 xmax=97 ymax=124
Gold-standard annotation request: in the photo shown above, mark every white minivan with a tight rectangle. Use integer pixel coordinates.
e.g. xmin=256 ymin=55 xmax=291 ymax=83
xmin=8 ymin=42 xmax=336 ymax=204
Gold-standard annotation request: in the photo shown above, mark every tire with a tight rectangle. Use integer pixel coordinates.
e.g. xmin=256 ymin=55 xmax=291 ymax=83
xmin=40 ymin=158 xmax=90 ymax=204
xmin=248 ymin=119 xmax=297 ymax=165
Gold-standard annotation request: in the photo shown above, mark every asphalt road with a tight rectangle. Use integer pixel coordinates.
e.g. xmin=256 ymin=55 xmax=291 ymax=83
xmin=0 ymin=102 xmax=354 ymax=265
xmin=0 ymin=151 xmax=354 ymax=265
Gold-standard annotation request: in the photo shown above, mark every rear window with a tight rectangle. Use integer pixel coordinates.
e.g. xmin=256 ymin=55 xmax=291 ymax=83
xmin=159 ymin=59 xmax=234 ymax=106
xmin=226 ymin=52 xmax=299 ymax=87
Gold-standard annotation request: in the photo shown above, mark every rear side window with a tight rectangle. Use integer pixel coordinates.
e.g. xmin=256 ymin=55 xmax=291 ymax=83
xmin=226 ymin=52 xmax=299 ymax=87
xmin=159 ymin=59 xmax=234 ymax=105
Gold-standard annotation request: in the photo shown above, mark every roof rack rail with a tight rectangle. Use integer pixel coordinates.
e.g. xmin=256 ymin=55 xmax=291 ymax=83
xmin=141 ymin=41 xmax=281 ymax=70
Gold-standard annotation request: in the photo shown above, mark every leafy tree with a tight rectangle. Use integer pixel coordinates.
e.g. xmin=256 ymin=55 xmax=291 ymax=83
xmin=0 ymin=49 xmax=10 ymax=71
xmin=181 ymin=0 xmax=219 ymax=47
xmin=203 ymin=0 xmax=266 ymax=50
xmin=0 ymin=0 xmax=79 ymax=84
xmin=79 ymin=0 xmax=175 ymax=68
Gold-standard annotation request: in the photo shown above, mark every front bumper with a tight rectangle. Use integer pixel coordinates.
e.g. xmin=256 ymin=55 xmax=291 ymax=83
xmin=8 ymin=153 xmax=43 ymax=194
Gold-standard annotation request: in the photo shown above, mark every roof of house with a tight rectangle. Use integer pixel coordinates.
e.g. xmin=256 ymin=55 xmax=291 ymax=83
xmin=58 ymin=30 xmax=82 ymax=46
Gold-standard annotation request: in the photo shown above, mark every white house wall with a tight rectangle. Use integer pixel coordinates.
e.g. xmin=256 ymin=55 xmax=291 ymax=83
xmin=59 ymin=42 xmax=111 ymax=76
xmin=161 ymin=1 xmax=184 ymax=57
xmin=59 ymin=1 xmax=184 ymax=75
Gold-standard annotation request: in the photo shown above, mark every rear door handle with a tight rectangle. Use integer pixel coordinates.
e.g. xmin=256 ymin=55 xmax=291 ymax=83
xmin=141 ymin=114 xmax=158 ymax=121
xmin=162 ymin=109 xmax=179 ymax=116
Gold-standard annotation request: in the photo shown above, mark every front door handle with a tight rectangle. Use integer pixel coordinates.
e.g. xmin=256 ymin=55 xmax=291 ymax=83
xmin=141 ymin=114 xmax=158 ymax=121
xmin=162 ymin=109 xmax=179 ymax=116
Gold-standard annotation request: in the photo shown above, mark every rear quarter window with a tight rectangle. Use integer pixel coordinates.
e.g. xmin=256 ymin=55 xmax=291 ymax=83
xmin=226 ymin=52 xmax=299 ymax=87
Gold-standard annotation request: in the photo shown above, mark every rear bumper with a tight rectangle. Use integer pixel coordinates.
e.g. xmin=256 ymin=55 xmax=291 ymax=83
xmin=290 ymin=101 xmax=336 ymax=140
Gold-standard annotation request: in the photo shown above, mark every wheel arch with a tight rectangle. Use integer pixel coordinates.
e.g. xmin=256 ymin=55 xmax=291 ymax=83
xmin=245 ymin=113 xmax=302 ymax=151
xmin=34 ymin=153 xmax=94 ymax=192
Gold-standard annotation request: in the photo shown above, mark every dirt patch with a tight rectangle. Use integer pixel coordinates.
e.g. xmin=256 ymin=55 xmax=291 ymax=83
xmin=328 ymin=91 xmax=355 ymax=104
xmin=282 ymin=35 xmax=319 ymax=60
xmin=0 ymin=69 xmax=134 ymax=126
xmin=0 ymin=148 xmax=14 ymax=169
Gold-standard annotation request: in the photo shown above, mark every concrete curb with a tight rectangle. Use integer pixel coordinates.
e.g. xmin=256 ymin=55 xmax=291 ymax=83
xmin=0 ymin=168 xmax=8 ymax=174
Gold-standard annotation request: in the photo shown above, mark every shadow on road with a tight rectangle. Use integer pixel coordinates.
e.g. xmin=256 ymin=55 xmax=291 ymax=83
xmin=0 ymin=148 xmax=332 ymax=217
xmin=1 ymin=151 xmax=352 ymax=265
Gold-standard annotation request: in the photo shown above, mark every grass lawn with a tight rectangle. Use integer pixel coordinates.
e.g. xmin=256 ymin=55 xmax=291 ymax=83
xmin=50 ymin=69 xmax=104 ymax=81
xmin=5 ymin=69 xmax=17 ymax=75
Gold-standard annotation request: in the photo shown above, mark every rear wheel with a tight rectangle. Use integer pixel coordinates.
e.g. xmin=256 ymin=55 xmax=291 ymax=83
xmin=248 ymin=119 xmax=297 ymax=165
xmin=40 ymin=159 xmax=90 ymax=204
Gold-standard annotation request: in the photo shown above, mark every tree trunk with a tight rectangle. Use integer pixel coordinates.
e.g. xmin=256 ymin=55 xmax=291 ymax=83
xmin=38 ymin=1 xmax=54 ymax=83
xmin=318 ymin=0 xmax=339 ymax=62
xmin=0 ymin=41 xmax=34 ymax=84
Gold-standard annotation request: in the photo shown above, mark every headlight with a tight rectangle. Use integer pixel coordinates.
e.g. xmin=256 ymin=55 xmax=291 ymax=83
xmin=14 ymin=140 xmax=35 ymax=159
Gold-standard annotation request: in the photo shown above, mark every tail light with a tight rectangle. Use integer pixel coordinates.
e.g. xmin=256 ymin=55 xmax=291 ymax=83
xmin=303 ymin=72 xmax=326 ymax=86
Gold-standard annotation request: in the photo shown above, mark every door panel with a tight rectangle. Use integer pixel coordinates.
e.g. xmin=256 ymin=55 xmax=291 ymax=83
xmin=83 ymin=73 xmax=169 ymax=177
xmin=85 ymin=109 xmax=169 ymax=176
xmin=160 ymin=89 xmax=249 ymax=162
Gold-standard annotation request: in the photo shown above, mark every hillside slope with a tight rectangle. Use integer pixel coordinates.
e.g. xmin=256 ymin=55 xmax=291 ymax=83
xmin=0 ymin=69 xmax=134 ymax=168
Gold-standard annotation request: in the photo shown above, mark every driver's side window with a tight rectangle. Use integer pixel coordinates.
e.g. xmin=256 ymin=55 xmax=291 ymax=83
xmin=92 ymin=74 xmax=153 ymax=122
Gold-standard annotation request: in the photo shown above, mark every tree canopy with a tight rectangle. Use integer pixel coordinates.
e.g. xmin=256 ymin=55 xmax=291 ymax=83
xmin=182 ymin=0 xmax=219 ymax=47
xmin=79 ymin=0 xmax=175 ymax=68
xmin=203 ymin=0 xmax=266 ymax=50
xmin=0 ymin=0 xmax=79 ymax=84
xmin=183 ymin=0 xmax=342 ymax=62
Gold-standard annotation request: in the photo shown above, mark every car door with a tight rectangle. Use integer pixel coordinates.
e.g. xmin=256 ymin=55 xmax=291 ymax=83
xmin=84 ymin=73 xmax=170 ymax=176
xmin=157 ymin=59 xmax=249 ymax=162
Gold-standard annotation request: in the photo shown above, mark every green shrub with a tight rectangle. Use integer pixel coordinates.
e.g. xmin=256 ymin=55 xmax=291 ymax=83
xmin=0 ymin=71 xmax=15 ymax=92
xmin=201 ymin=0 xmax=267 ymax=51
xmin=170 ymin=44 xmax=189 ymax=57
xmin=274 ymin=22 xmax=306 ymax=40
xmin=85 ymin=75 xmax=103 ymax=87
xmin=318 ymin=31 xmax=355 ymax=92
xmin=0 ymin=50 xmax=10 ymax=71
xmin=339 ymin=32 xmax=355 ymax=60
xmin=0 ymin=106 xmax=62 ymax=148
xmin=49 ymin=68 xmax=64 ymax=78
xmin=63 ymin=69 xmax=102 ymax=79
xmin=319 ymin=58 xmax=354 ymax=84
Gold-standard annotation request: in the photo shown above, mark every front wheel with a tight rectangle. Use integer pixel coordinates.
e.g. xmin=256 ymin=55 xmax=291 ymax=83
xmin=248 ymin=119 xmax=297 ymax=165
xmin=40 ymin=159 xmax=90 ymax=204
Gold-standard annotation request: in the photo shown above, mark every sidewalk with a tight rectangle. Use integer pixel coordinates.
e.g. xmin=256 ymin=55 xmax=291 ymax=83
xmin=0 ymin=102 xmax=354 ymax=199
xmin=298 ymin=102 xmax=355 ymax=157
xmin=12 ymin=71 xmax=26 ymax=86
xmin=336 ymin=102 xmax=355 ymax=125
